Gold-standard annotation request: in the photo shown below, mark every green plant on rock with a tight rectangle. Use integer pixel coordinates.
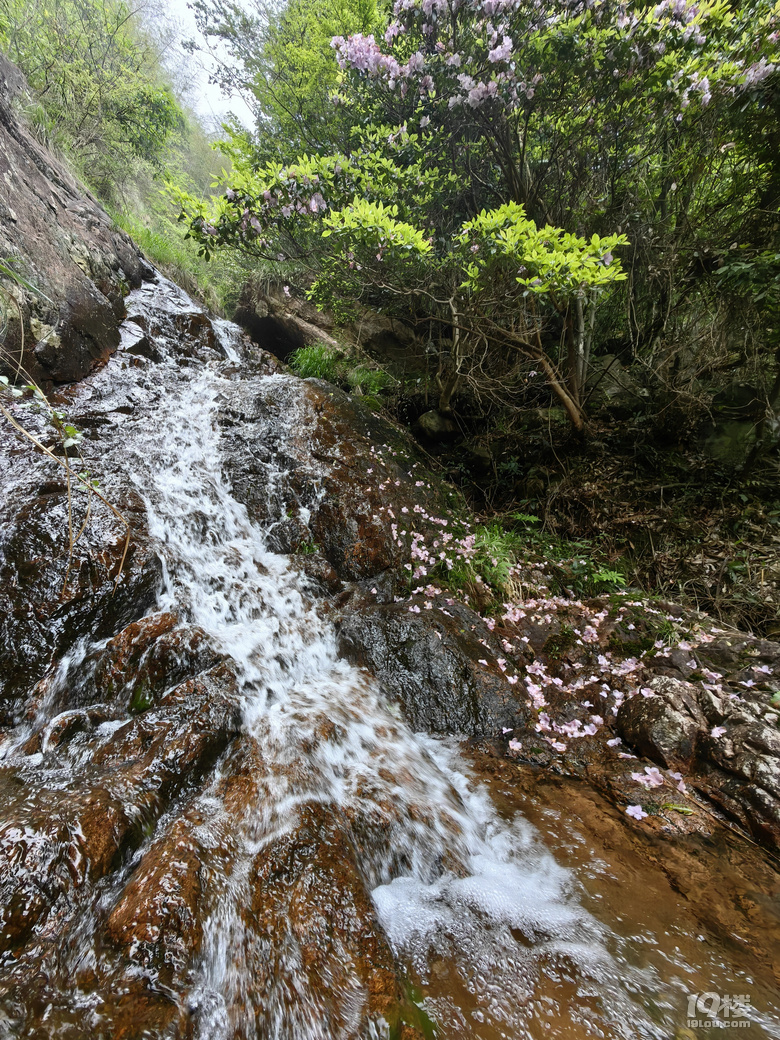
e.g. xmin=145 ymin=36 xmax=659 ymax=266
xmin=0 ymin=263 xmax=129 ymax=589
xmin=438 ymin=521 xmax=525 ymax=600
xmin=346 ymin=364 xmax=392 ymax=398
xmin=288 ymin=343 xmax=345 ymax=382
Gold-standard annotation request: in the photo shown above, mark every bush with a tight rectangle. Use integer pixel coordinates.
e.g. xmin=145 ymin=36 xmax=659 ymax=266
xmin=288 ymin=343 xmax=344 ymax=382
xmin=346 ymin=365 xmax=392 ymax=397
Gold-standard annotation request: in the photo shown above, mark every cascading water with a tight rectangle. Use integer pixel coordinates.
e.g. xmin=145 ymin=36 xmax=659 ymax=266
xmin=0 ymin=275 xmax=778 ymax=1040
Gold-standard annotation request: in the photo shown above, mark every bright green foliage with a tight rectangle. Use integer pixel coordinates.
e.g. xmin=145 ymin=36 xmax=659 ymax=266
xmin=188 ymin=0 xmax=384 ymax=160
xmin=321 ymin=199 xmax=433 ymax=257
xmin=170 ymin=142 xmax=447 ymax=263
xmin=0 ymin=0 xmax=184 ymax=198
xmin=288 ymin=342 xmax=394 ymax=404
xmin=288 ymin=343 xmax=344 ymax=381
xmin=443 ymin=522 xmax=525 ymax=596
xmin=458 ymin=205 xmax=628 ymax=301
xmin=345 ymin=364 xmax=392 ymax=397
xmin=175 ymin=0 xmax=780 ymax=439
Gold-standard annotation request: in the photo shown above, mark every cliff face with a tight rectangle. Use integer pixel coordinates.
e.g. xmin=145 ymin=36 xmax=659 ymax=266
xmin=0 ymin=54 xmax=150 ymax=387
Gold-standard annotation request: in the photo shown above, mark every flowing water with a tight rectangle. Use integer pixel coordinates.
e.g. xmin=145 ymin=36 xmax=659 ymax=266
xmin=0 ymin=276 xmax=778 ymax=1039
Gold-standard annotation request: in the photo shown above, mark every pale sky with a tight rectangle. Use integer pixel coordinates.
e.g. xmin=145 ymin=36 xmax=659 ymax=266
xmin=158 ymin=0 xmax=256 ymax=130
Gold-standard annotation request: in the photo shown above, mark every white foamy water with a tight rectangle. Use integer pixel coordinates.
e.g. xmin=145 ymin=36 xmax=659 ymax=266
xmin=100 ymin=299 xmax=668 ymax=1040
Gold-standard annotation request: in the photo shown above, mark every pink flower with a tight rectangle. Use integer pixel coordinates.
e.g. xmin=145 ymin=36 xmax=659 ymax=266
xmin=711 ymin=726 xmax=726 ymax=738
xmin=631 ymin=766 xmax=665 ymax=788
xmin=626 ymin=805 xmax=648 ymax=820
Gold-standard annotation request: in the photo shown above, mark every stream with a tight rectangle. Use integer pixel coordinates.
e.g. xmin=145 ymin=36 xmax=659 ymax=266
xmin=0 ymin=276 xmax=778 ymax=1039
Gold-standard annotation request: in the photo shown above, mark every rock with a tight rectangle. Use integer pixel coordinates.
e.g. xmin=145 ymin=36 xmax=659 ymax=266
xmin=246 ymin=802 xmax=405 ymax=1037
xmin=616 ymin=676 xmax=707 ymax=769
xmin=0 ymin=476 xmax=162 ymax=724
xmin=337 ymin=598 xmax=532 ymax=737
xmin=106 ymin=815 xmax=204 ymax=982
xmin=355 ymin=310 xmax=419 ymax=362
xmin=118 ymin=319 xmax=156 ymax=361
xmin=586 ymin=354 xmax=646 ymax=417
xmin=89 ymin=663 xmax=242 ymax=799
xmin=617 ymin=672 xmax=780 ymax=849
xmin=219 ymin=376 xmax=462 ymax=582
xmin=417 ymin=409 xmax=458 ymax=440
xmin=232 ymin=304 xmax=312 ymax=362
xmin=0 ymin=661 xmax=241 ymax=968
xmin=0 ymin=776 xmax=132 ymax=953
xmin=123 ymin=276 xmax=223 ymax=363
xmin=82 ymin=611 xmax=221 ymax=714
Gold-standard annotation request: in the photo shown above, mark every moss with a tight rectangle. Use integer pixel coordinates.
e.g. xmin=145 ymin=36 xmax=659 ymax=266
xmin=543 ymin=623 xmax=578 ymax=660
xmin=607 ymin=631 xmax=656 ymax=659
xmin=129 ymin=682 xmax=153 ymax=714
xmin=392 ymin=982 xmax=438 ymax=1040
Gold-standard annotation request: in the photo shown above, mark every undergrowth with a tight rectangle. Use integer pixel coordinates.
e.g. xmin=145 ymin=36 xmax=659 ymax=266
xmin=289 ymin=343 xmax=395 ymax=408
xmin=108 ymin=207 xmax=246 ymax=315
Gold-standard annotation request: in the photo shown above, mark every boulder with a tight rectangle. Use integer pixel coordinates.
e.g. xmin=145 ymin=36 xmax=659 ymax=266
xmin=416 ymin=409 xmax=459 ymax=440
xmin=246 ymin=801 xmax=406 ymax=1037
xmin=106 ymin=815 xmax=205 ymax=981
xmin=337 ymin=597 xmax=533 ymax=737
xmin=616 ymin=675 xmax=707 ymax=769
xmin=0 ymin=474 xmax=162 ymax=725
xmin=218 ymin=375 xmax=463 ymax=582
xmin=618 ymin=672 xmax=780 ymax=848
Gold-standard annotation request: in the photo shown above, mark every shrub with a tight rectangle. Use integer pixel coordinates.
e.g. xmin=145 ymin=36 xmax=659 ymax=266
xmin=288 ymin=343 xmax=344 ymax=382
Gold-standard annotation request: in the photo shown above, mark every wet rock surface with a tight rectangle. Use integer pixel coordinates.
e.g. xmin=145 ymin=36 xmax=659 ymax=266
xmin=219 ymin=375 xmax=462 ymax=581
xmin=245 ymin=802 xmax=407 ymax=1037
xmin=337 ymin=596 xmax=533 ymax=737
xmin=615 ymin=668 xmax=780 ymax=849
xmin=0 ymin=272 xmax=779 ymax=1037
xmin=361 ymin=583 xmax=780 ymax=852
xmin=466 ymin=746 xmax=780 ymax=996
xmin=0 ymin=474 xmax=162 ymax=724
xmin=0 ymin=55 xmax=149 ymax=387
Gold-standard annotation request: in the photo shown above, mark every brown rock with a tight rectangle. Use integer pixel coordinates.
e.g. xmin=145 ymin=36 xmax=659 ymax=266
xmin=0 ymin=777 xmax=131 ymax=953
xmin=337 ymin=597 xmax=532 ymax=737
xmin=0 ymin=478 xmax=162 ymax=724
xmin=106 ymin=815 xmax=204 ymax=981
xmin=219 ymin=376 xmax=463 ymax=582
xmin=246 ymin=802 xmax=404 ymax=1036
xmin=616 ymin=675 xmax=707 ymax=769
xmin=0 ymin=55 xmax=148 ymax=388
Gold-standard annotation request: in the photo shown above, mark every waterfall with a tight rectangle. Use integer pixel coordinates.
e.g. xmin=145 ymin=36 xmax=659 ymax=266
xmin=0 ymin=275 xmax=777 ymax=1040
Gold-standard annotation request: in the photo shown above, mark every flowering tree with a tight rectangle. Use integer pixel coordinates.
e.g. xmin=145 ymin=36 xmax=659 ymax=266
xmin=177 ymin=0 xmax=780 ymax=430
xmin=174 ymin=147 xmax=627 ymax=428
